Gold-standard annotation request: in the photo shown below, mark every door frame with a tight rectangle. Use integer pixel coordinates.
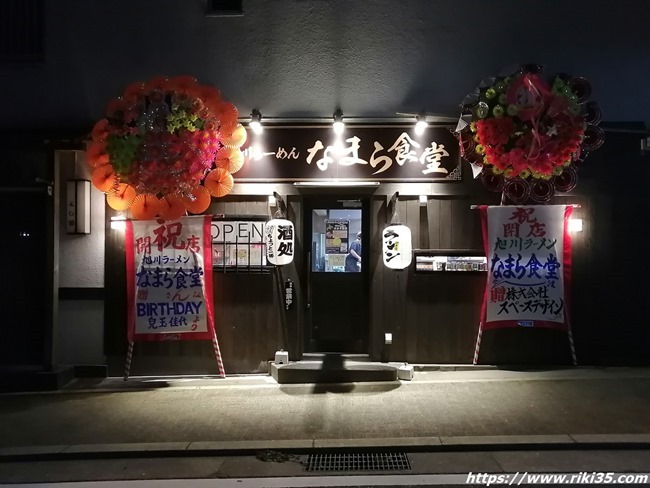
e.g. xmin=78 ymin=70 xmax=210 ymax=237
xmin=302 ymin=195 xmax=371 ymax=354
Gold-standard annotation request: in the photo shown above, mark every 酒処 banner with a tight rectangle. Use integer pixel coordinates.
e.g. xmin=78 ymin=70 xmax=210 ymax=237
xmin=126 ymin=215 xmax=216 ymax=342
xmin=478 ymin=205 xmax=573 ymax=331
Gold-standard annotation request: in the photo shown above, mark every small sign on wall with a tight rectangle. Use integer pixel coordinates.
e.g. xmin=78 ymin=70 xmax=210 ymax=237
xmin=382 ymin=224 xmax=412 ymax=270
xmin=66 ymin=179 xmax=91 ymax=234
xmin=285 ymin=279 xmax=294 ymax=311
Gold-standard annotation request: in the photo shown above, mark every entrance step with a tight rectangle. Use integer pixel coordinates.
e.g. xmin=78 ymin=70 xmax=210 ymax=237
xmin=0 ymin=366 xmax=75 ymax=393
xmin=301 ymin=353 xmax=371 ymax=362
xmin=271 ymin=354 xmax=396 ymax=384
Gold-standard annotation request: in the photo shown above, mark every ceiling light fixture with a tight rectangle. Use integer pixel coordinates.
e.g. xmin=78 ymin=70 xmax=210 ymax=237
xmin=249 ymin=109 xmax=263 ymax=134
xmin=333 ymin=109 xmax=345 ymax=135
xmin=415 ymin=112 xmax=428 ymax=135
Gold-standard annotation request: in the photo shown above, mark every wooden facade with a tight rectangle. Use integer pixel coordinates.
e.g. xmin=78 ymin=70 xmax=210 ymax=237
xmin=104 ymin=128 xmax=650 ymax=375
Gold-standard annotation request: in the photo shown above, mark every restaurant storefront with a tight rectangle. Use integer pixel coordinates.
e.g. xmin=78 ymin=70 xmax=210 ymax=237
xmin=99 ymin=122 xmax=606 ymax=376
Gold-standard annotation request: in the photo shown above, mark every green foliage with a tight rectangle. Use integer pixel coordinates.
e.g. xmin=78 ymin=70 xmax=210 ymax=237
xmin=106 ymin=133 xmax=140 ymax=174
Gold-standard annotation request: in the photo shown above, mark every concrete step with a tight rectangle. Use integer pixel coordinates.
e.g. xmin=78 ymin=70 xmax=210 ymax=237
xmin=301 ymin=353 xmax=371 ymax=362
xmin=270 ymin=358 xmax=397 ymax=384
xmin=0 ymin=366 xmax=75 ymax=393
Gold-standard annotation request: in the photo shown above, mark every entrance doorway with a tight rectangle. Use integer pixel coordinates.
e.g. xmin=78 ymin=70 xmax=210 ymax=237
xmin=304 ymin=198 xmax=369 ymax=353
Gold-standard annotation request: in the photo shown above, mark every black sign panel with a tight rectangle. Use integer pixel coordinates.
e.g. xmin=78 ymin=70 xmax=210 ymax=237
xmin=237 ymin=125 xmax=461 ymax=182
xmin=284 ymin=279 xmax=294 ymax=311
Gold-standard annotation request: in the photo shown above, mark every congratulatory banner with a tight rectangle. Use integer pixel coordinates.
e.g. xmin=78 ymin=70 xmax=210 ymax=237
xmin=125 ymin=215 xmax=216 ymax=342
xmin=477 ymin=205 xmax=573 ymax=331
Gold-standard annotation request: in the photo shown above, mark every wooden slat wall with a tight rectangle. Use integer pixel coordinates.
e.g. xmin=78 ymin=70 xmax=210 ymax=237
xmin=367 ymin=192 xmax=613 ymax=365
xmin=370 ymin=194 xmax=496 ymax=364
xmin=105 ymin=197 xmax=293 ymax=375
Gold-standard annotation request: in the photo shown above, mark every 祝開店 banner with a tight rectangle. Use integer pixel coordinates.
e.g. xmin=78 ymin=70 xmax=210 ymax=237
xmin=125 ymin=215 xmax=216 ymax=342
xmin=478 ymin=205 xmax=573 ymax=331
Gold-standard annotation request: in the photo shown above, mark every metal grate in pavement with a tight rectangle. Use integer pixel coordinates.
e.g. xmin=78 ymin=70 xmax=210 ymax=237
xmin=306 ymin=452 xmax=411 ymax=472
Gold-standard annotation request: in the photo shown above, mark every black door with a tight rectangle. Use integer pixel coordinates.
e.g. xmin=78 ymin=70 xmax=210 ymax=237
xmin=0 ymin=188 xmax=49 ymax=367
xmin=304 ymin=197 xmax=369 ymax=353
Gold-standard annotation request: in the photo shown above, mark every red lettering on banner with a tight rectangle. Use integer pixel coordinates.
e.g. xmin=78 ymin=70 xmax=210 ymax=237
xmin=153 ymin=222 xmax=187 ymax=252
xmin=490 ymin=286 xmax=505 ymax=303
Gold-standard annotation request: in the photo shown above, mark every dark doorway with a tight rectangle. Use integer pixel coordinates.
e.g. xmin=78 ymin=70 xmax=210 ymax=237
xmin=304 ymin=197 xmax=369 ymax=353
xmin=0 ymin=187 xmax=49 ymax=367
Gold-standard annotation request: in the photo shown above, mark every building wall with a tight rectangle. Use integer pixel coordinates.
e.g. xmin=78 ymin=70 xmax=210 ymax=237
xmin=1 ymin=1 xmax=649 ymax=128
xmin=56 ymin=150 xmax=105 ymax=367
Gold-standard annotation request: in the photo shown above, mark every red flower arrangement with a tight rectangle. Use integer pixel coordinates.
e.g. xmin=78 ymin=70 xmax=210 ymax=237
xmin=87 ymin=76 xmax=246 ymax=220
xmin=457 ymin=65 xmax=603 ymax=203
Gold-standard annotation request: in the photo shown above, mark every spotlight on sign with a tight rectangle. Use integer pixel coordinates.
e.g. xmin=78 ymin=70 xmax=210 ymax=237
xmin=249 ymin=109 xmax=263 ymax=135
xmin=265 ymin=218 xmax=295 ymax=265
xmin=333 ymin=109 xmax=345 ymax=135
xmin=382 ymin=224 xmax=412 ymax=269
xmin=415 ymin=112 xmax=428 ymax=135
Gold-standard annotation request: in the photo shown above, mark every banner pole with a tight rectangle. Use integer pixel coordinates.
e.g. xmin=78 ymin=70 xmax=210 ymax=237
xmin=567 ymin=327 xmax=578 ymax=366
xmin=123 ymin=341 xmax=134 ymax=381
xmin=472 ymin=324 xmax=483 ymax=365
xmin=212 ymin=331 xmax=226 ymax=378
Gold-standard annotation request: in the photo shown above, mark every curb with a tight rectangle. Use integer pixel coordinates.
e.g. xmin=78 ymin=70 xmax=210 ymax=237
xmin=2 ymin=434 xmax=650 ymax=462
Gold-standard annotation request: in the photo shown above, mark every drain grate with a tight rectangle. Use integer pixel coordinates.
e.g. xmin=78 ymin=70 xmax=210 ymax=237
xmin=306 ymin=452 xmax=411 ymax=472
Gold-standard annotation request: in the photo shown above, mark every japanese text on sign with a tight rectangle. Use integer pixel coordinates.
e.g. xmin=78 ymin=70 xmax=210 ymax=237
xmin=127 ymin=217 xmax=213 ymax=338
xmin=484 ymin=206 xmax=570 ymax=328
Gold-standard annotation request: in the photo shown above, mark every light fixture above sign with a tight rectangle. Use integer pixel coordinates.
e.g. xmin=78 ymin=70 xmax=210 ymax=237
xmin=249 ymin=109 xmax=263 ymax=134
xmin=66 ymin=179 xmax=91 ymax=234
xmin=415 ymin=112 xmax=428 ymax=135
xmin=332 ymin=109 xmax=345 ymax=135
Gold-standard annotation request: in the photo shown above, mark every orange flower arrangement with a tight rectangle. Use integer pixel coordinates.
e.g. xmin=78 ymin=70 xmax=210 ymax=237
xmin=87 ymin=76 xmax=246 ymax=219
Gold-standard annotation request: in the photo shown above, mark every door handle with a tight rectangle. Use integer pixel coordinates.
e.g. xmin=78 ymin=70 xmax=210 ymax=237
xmin=306 ymin=251 xmax=311 ymax=309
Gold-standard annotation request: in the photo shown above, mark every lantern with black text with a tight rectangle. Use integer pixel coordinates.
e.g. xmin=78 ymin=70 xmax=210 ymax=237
xmin=265 ymin=219 xmax=294 ymax=266
xmin=382 ymin=224 xmax=412 ymax=269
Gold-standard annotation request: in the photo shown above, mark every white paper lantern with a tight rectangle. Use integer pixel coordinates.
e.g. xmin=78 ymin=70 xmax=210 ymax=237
xmin=265 ymin=218 xmax=295 ymax=266
xmin=382 ymin=224 xmax=412 ymax=269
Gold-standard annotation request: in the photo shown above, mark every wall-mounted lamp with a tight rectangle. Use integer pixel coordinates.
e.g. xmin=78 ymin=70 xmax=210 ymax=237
xmin=333 ymin=109 xmax=345 ymax=135
xmin=250 ymin=109 xmax=263 ymax=134
xmin=415 ymin=112 xmax=428 ymax=135
xmin=268 ymin=194 xmax=277 ymax=207
xmin=569 ymin=218 xmax=583 ymax=232
xmin=110 ymin=215 xmax=127 ymax=231
xmin=419 ymin=195 xmax=428 ymax=206
xmin=66 ymin=179 xmax=91 ymax=234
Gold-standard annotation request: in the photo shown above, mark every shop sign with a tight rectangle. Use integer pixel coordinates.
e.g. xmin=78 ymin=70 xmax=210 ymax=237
xmin=211 ymin=220 xmax=266 ymax=267
xmin=265 ymin=218 xmax=295 ymax=265
xmin=382 ymin=224 xmax=412 ymax=270
xmin=238 ymin=125 xmax=461 ymax=182
xmin=284 ymin=279 xmax=294 ymax=310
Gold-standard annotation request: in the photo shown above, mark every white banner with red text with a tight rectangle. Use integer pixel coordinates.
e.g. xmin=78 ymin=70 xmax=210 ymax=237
xmin=478 ymin=205 xmax=573 ymax=331
xmin=126 ymin=215 xmax=216 ymax=342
